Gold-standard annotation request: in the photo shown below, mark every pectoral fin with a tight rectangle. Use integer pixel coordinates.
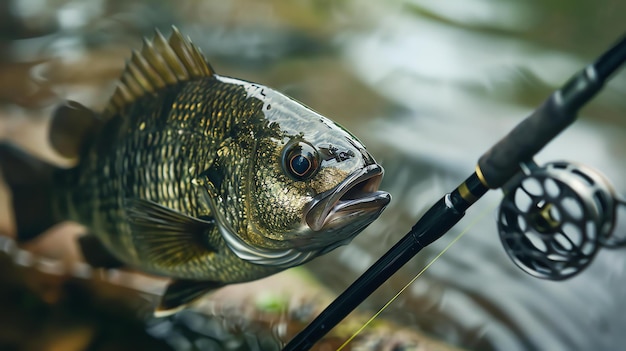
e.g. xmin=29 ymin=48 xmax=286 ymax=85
xmin=155 ymin=279 xmax=223 ymax=316
xmin=124 ymin=198 xmax=218 ymax=266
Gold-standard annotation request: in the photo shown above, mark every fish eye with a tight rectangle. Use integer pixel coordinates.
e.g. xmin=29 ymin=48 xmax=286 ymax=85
xmin=282 ymin=140 xmax=320 ymax=181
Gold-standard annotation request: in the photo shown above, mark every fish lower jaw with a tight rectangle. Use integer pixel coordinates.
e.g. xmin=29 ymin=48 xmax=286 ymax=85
xmin=316 ymin=191 xmax=390 ymax=232
xmin=305 ymin=164 xmax=388 ymax=232
xmin=289 ymin=191 xmax=390 ymax=252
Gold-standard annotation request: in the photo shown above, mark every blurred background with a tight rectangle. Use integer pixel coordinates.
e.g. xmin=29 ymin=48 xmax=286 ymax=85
xmin=0 ymin=0 xmax=625 ymax=350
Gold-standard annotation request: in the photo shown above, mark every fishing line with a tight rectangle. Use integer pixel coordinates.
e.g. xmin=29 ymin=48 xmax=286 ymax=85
xmin=336 ymin=200 xmax=500 ymax=351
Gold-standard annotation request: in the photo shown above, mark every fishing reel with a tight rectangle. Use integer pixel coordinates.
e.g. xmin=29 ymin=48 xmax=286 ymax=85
xmin=498 ymin=160 xmax=626 ymax=280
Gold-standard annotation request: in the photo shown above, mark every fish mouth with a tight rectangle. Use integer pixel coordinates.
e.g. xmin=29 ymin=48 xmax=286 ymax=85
xmin=305 ymin=164 xmax=391 ymax=234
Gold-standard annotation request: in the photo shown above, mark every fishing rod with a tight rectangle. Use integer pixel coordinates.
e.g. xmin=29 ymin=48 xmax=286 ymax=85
xmin=283 ymin=33 xmax=626 ymax=350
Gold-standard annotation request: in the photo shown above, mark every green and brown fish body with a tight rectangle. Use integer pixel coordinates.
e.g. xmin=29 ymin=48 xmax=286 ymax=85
xmin=60 ymin=79 xmax=279 ymax=283
xmin=25 ymin=28 xmax=391 ymax=312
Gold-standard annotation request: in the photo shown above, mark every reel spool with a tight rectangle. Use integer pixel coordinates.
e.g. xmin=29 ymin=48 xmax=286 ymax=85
xmin=498 ymin=161 xmax=625 ymax=280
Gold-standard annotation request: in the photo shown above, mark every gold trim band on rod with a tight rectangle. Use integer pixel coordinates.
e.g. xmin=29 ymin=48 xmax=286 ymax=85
xmin=475 ymin=164 xmax=490 ymax=188
xmin=458 ymin=182 xmax=478 ymax=203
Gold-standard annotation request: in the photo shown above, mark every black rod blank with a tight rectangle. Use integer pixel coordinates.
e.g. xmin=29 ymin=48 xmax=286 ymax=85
xmin=282 ymin=174 xmax=488 ymax=351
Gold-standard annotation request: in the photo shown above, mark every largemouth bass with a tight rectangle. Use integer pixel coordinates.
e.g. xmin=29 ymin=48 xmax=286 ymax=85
xmin=3 ymin=27 xmax=390 ymax=313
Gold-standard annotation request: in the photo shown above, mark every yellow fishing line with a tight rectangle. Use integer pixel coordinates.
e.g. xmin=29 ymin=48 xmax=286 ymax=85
xmin=336 ymin=201 xmax=499 ymax=351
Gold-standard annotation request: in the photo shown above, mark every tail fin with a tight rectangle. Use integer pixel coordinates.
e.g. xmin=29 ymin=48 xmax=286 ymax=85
xmin=0 ymin=144 xmax=62 ymax=242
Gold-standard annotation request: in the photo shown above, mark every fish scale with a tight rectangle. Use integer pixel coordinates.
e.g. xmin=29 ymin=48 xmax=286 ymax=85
xmin=24 ymin=27 xmax=390 ymax=312
xmin=57 ymin=79 xmax=266 ymax=279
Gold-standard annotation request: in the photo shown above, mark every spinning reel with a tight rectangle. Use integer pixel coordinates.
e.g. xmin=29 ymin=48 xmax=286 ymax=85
xmin=498 ymin=160 xmax=626 ymax=280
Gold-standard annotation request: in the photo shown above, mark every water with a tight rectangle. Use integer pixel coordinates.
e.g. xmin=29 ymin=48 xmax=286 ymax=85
xmin=1 ymin=1 xmax=625 ymax=350
xmin=305 ymin=1 xmax=626 ymax=350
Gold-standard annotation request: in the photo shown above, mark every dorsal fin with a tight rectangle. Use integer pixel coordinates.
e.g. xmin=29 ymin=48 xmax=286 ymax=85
xmin=104 ymin=26 xmax=215 ymax=115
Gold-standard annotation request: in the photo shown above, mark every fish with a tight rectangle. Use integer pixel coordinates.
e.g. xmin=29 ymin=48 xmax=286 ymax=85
xmin=1 ymin=27 xmax=390 ymax=314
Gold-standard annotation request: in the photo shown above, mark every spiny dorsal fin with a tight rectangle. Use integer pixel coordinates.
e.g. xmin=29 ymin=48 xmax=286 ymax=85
xmin=105 ymin=26 xmax=215 ymax=115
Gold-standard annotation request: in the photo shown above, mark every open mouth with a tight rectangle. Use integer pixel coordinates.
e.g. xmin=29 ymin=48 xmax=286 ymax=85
xmin=305 ymin=164 xmax=391 ymax=232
